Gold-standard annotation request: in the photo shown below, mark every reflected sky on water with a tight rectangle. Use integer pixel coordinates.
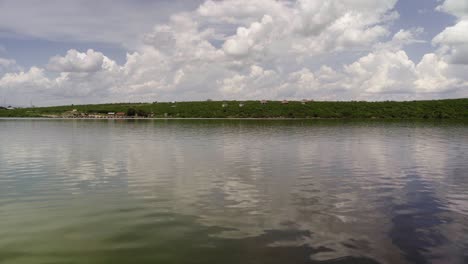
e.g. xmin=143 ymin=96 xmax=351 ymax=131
xmin=0 ymin=119 xmax=467 ymax=264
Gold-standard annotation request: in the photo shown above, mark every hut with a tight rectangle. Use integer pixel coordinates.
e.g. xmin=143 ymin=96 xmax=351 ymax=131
xmin=116 ymin=112 xmax=126 ymax=118
xmin=260 ymin=100 xmax=268 ymax=104
xmin=282 ymin=100 xmax=289 ymax=104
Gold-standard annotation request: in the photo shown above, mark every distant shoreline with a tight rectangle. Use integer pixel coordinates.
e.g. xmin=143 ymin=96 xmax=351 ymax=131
xmin=2 ymin=117 xmax=467 ymax=122
xmin=0 ymin=117 xmax=335 ymax=120
xmin=1 ymin=99 xmax=467 ymax=119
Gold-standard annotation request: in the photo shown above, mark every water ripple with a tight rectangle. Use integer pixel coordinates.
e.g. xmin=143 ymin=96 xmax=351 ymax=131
xmin=1 ymin=119 xmax=467 ymax=264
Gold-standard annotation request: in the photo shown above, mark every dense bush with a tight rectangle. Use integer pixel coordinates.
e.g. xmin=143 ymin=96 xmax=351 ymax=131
xmin=126 ymin=108 xmax=136 ymax=116
xmin=1 ymin=99 xmax=467 ymax=119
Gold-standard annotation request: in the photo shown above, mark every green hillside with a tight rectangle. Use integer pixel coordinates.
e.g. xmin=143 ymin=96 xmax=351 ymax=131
xmin=1 ymin=99 xmax=467 ymax=119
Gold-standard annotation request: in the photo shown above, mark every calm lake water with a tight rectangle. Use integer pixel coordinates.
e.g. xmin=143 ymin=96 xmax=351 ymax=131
xmin=1 ymin=119 xmax=467 ymax=264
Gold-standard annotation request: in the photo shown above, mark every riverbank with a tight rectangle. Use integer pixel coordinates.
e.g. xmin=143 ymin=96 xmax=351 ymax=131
xmin=1 ymin=98 xmax=467 ymax=119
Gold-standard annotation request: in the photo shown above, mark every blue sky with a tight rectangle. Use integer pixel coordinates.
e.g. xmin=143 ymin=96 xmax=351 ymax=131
xmin=0 ymin=0 xmax=467 ymax=106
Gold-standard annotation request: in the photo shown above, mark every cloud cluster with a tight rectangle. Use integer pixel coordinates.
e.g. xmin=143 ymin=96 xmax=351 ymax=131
xmin=47 ymin=49 xmax=106 ymax=73
xmin=436 ymin=0 xmax=468 ymax=18
xmin=0 ymin=0 xmax=467 ymax=106
xmin=434 ymin=0 xmax=468 ymax=65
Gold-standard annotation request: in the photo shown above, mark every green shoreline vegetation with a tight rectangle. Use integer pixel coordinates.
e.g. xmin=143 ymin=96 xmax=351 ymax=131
xmin=1 ymin=98 xmax=467 ymax=119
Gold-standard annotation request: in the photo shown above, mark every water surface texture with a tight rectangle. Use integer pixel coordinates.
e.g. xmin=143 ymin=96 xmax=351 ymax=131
xmin=1 ymin=119 xmax=467 ymax=264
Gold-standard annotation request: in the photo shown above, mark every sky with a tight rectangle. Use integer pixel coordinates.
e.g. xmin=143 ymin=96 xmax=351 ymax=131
xmin=0 ymin=0 xmax=467 ymax=106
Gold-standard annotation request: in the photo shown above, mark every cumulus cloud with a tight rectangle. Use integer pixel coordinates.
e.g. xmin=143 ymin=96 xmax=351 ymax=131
xmin=414 ymin=54 xmax=456 ymax=92
xmin=343 ymin=50 xmax=467 ymax=96
xmin=436 ymin=0 xmax=468 ymax=18
xmin=219 ymin=65 xmax=279 ymax=97
xmin=0 ymin=67 xmax=51 ymax=89
xmin=223 ymin=15 xmax=274 ymax=58
xmin=391 ymin=28 xmax=425 ymax=47
xmin=47 ymin=49 xmax=106 ymax=72
xmin=434 ymin=0 xmax=468 ymax=65
xmin=342 ymin=50 xmax=416 ymax=94
xmin=433 ymin=20 xmax=468 ymax=64
xmin=0 ymin=0 xmax=467 ymax=105
xmin=0 ymin=66 xmax=51 ymax=106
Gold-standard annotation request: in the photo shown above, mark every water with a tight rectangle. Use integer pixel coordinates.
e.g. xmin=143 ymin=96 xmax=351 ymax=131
xmin=0 ymin=119 xmax=467 ymax=264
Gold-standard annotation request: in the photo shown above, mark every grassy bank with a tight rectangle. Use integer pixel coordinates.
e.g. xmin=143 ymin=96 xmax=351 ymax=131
xmin=1 ymin=99 xmax=467 ymax=119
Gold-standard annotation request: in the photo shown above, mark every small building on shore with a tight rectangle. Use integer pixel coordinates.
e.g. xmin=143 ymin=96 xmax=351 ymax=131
xmin=116 ymin=112 xmax=126 ymax=117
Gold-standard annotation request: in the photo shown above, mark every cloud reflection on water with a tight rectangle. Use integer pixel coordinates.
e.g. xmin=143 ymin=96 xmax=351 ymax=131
xmin=1 ymin=120 xmax=467 ymax=263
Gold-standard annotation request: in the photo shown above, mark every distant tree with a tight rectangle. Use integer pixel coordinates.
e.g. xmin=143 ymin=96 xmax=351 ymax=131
xmin=136 ymin=109 xmax=148 ymax=117
xmin=127 ymin=108 xmax=136 ymax=116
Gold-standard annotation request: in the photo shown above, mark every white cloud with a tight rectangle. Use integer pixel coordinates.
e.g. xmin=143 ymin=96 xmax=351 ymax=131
xmin=223 ymin=15 xmax=274 ymax=58
xmin=436 ymin=0 xmax=468 ymax=18
xmin=0 ymin=67 xmax=50 ymax=88
xmin=219 ymin=65 xmax=279 ymax=97
xmin=342 ymin=50 xmax=416 ymax=94
xmin=391 ymin=28 xmax=425 ymax=47
xmin=278 ymin=68 xmax=321 ymax=98
xmin=0 ymin=0 xmax=467 ymax=105
xmin=47 ymin=49 xmax=106 ymax=72
xmin=293 ymin=0 xmax=397 ymax=36
xmin=336 ymin=49 xmax=467 ymax=98
xmin=433 ymin=20 xmax=468 ymax=64
xmin=415 ymin=53 xmax=468 ymax=92
xmin=433 ymin=0 xmax=468 ymax=65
